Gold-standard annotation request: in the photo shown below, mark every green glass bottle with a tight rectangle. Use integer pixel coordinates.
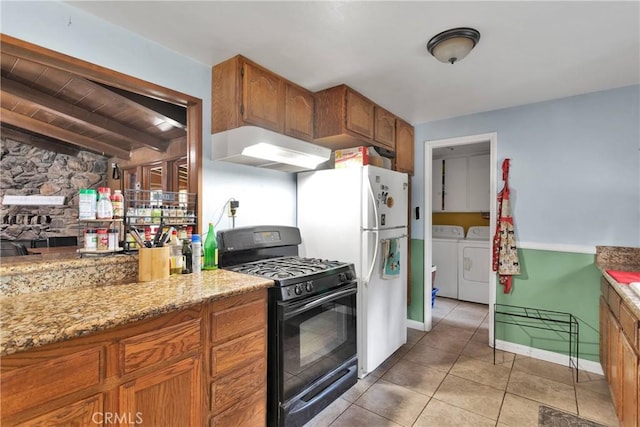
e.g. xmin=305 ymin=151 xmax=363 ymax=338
xmin=203 ymin=223 xmax=218 ymax=270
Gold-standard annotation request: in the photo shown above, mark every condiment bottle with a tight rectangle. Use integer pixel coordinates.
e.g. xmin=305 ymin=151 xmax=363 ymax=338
xmin=169 ymin=230 xmax=183 ymax=275
xmin=191 ymin=234 xmax=202 ymax=273
xmin=96 ymin=187 xmax=113 ymax=219
xmin=111 ymin=190 xmax=124 ymax=218
xmin=182 ymin=239 xmax=193 ymax=274
xmin=203 ymin=223 xmax=218 ymax=270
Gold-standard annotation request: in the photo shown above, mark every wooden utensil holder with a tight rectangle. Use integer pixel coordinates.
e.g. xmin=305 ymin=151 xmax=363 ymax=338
xmin=138 ymin=246 xmax=170 ymax=282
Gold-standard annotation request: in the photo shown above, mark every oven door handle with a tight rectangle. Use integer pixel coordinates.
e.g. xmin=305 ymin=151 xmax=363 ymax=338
xmin=282 ymin=286 xmax=357 ymax=320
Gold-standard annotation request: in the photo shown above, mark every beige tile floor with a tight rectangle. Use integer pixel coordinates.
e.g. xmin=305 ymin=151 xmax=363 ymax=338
xmin=304 ymin=297 xmax=619 ymax=427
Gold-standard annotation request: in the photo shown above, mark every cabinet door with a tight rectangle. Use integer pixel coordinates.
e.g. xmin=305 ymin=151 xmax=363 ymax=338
xmin=119 ymin=356 xmax=201 ymax=427
xmin=284 ymin=83 xmax=314 ymax=141
xmin=608 ymin=310 xmax=622 ymax=417
xmin=242 ymin=62 xmax=284 ymax=133
xmin=395 ymin=119 xmax=414 ymax=175
xmin=621 ymin=333 xmax=638 ymax=427
xmin=432 ymin=159 xmax=444 ymax=212
xmin=600 ymin=298 xmax=609 ymax=375
xmin=374 ymin=106 xmax=395 ymax=149
xmin=443 ymin=157 xmax=467 ymax=212
xmin=467 ymin=154 xmax=490 ymax=211
xmin=16 ymin=394 xmax=103 ymax=427
xmin=345 ymin=89 xmax=374 ymax=139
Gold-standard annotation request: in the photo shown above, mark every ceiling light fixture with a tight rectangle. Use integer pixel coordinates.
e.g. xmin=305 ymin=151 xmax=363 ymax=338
xmin=427 ymin=27 xmax=481 ymax=64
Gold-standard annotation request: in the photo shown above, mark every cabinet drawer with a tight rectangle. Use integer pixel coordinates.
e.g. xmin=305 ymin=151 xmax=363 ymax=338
xmin=16 ymin=394 xmax=103 ymax=427
xmin=609 ymin=286 xmax=621 ymax=319
xmin=620 ymin=301 xmax=639 ymax=353
xmin=120 ymin=318 xmax=201 ymax=375
xmin=211 ymin=298 xmax=266 ymax=344
xmin=211 ymin=359 xmax=266 ymax=414
xmin=211 ymin=389 xmax=266 ymax=427
xmin=211 ymin=329 xmax=266 ymax=377
xmin=1 ymin=347 xmax=101 ymax=417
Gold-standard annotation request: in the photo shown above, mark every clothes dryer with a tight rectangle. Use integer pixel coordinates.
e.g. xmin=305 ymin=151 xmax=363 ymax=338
xmin=458 ymin=226 xmax=490 ymax=304
xmin=432 ymin=225 xmax=465 ymax=299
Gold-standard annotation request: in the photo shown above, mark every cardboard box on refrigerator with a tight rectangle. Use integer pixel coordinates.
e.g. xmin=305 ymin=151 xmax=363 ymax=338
xmin=334 ymin=146 xmax=384 ymax=168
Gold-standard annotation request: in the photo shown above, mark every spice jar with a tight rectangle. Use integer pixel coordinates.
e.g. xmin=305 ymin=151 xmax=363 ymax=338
xmin=108 ymin=228 xmax=119 ymax=251
xmin=84 ymin=229 xmax=97 ymax=251
xmin=97 ymin=228 xmax=109 ymax=251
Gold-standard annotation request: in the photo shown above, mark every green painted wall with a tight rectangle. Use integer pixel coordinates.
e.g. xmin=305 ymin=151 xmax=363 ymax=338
xmin=408 ymin=239 xmax=425 ymax=322
xmin=408 ymin=240 xmax=601 ymax=362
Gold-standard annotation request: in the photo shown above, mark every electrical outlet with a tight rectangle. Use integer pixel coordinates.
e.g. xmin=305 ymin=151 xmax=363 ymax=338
xmin=227 ymin=200 xmax=240 ymax=217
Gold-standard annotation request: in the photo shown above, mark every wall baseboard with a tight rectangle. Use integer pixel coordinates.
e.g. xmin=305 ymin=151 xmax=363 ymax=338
xmin=495 ymin=339 xmax=604 ymax=375
xmin=407 ymin=319 xmax=426 ymax=331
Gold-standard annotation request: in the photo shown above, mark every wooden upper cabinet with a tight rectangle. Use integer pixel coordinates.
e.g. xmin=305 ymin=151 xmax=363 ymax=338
xmin=242 ymin=61 xmax=284 ymax=133
xmin=345 ymin=89 xmax=375 ymax=139
xmin=212 ymin=55 xmax=284 ymax=134
xmin=374 ymin=106 xmax=395 ymax=150
xmin=212 ymin=55 xmax=315 ymax=141
xmin=315 ymin=85 xmax=378 ymax=150
xmin=285 ymin=83 xmax=315 ymax=141
xmin=395 ymin=118 xmax=414 ymax=175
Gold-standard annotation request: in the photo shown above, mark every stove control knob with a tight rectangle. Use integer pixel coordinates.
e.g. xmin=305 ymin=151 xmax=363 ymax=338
xmin=339 ymin=273 xmax=347 ymax=282
xmin=294 ymin=285 xmax=303 ymax=296
xmin=346 ymin=271 xmax=354 ymax=281
xmin=305 ymin=281 xmax=314 ymax=292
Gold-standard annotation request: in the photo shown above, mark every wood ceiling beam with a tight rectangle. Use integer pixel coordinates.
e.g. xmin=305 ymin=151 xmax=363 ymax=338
xmin=0 ymin=77 xmax=170 ymax=152
xmin=0 ymin=108 xmax=131 ymax=159
xmin=0 ymin=124 xmax=80 ymax=156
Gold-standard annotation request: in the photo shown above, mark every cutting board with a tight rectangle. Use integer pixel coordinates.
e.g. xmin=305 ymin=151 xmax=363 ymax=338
xmin=607 ymin=270 xmax=640 ymax=284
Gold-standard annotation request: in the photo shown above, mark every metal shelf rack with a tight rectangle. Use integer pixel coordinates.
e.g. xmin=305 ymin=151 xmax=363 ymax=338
xmin=124 ymin=189 xmax=197 ymax=251
xmin=493 ymin=303 xmax=579 ymax=382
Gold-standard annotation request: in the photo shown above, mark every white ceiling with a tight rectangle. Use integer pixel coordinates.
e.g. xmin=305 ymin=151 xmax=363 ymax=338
xmin=67 ymin=1 xmax=640 ymax=125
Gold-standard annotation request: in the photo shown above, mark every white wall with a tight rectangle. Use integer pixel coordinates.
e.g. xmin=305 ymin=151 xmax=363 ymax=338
xmin=1 ymin=0 xmax=297 ymax=233
xmin=412 ymin=85 xmax=640 ymax=248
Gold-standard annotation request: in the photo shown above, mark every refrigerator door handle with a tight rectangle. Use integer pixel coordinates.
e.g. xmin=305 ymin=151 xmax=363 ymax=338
xmin=365 ymin=174 xmax=380 ymax=286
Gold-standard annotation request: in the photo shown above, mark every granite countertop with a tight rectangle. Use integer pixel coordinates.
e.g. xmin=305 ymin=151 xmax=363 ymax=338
xmin=0 ymin=270 xmax=273 ymax=356
xmin=0 ymin=251 xmax=112 ymax=274
xmin=600 ymin=264 xmax=640 ymax=319
xmin=596 ymin=245 xmax=640 ymax=319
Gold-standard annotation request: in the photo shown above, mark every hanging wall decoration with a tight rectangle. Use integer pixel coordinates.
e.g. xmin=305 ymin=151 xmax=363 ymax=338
xmin=492 ymin=159 xmax=520 ymax=293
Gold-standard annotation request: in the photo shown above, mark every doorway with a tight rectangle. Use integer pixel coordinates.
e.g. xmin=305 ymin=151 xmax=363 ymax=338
xmin=423 ymin=133 xmax=497 ymax=346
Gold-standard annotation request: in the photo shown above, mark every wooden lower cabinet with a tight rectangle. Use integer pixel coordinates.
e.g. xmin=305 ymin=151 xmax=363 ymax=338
xmin=601 ymin=277 xmax=640 ymax=427
xmin=1 ymin=288 xmax=269 ymax=427
xmin=621 ymin=333 xmax=639 ymax=427
xmin=119 ymin=356 xmax=201 ymax=426
xmin=206 ymin=289 xmax=268 ymax=426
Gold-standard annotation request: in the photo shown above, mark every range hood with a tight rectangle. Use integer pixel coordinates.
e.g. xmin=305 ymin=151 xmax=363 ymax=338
xmin=212 ymin=126 xmax=331 ymax=173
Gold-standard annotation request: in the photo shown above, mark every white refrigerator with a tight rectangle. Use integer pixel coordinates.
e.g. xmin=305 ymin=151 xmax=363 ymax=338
xmin=297 ymin=165 xmax=408 ymax=378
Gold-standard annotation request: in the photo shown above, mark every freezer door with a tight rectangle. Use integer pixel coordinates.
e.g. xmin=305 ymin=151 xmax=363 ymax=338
xmin=359 ymin=227 xmax=408 ymax=377
xmin=363 ymin=166 xmax=408 ymax=230
xmin=297 ymin=167 xmax=363 ymax=268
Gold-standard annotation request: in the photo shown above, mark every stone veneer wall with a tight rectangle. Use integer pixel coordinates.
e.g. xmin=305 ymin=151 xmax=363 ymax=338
xmin=0 ymin=135 xmax=108 ymax=242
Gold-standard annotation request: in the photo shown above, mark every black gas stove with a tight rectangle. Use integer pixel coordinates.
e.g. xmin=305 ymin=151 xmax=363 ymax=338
xmin=224 ymin=255 xmax=355 ymax=301
xmin=218 ymin=225 xmax=356 ymax=301
xmin=217 ymin=226 xmax=358 ymax=427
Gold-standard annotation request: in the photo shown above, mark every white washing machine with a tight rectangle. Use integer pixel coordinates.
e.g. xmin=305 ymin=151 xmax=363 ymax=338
xmin=432 ymin=225 xmax=465 ymax=299
xmin=458 ymin=226 xmax=490 ymax=304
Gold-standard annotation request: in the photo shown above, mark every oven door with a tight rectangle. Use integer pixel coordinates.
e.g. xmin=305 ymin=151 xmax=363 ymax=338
xmin=277 ymin=281 xmax=357 ymax=403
